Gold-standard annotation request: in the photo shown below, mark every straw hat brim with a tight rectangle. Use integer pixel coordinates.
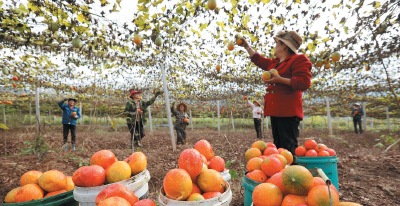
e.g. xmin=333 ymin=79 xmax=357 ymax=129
xmin=253 ymin=100 xmax=262 ymax=107
xmin=273 ymin=37 xmax=298 ymax=54
xmin=176 ymin=103 xmax=187 ymax=112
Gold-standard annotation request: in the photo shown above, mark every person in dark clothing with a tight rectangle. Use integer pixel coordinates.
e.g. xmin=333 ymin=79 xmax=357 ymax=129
xmin=58 ymin=98 xmax=81 ymax=151
xmin=352 ymin=103 xmax=364 ymax=134
xmin=124 ymin=90 xmax=161 ymax=148
xmin=171 ymin=102 xmax=189 ymax=145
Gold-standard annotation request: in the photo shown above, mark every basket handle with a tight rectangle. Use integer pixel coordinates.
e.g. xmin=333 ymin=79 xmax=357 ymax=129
xmin=316 ymin=168 xmax=333 ymax=206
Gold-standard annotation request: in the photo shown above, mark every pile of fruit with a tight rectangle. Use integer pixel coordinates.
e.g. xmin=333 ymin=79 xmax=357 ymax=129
xmin=72 ymin=150 xmax=147 ymax=187
xmin=163 ymin=139 xmax=228 ymax=201
xmin=295 ymin=140 xmax=337 ymax=157
xmin=4 ymin=170 xmax=74 ymax=203
xmin=245 ymin=141 xmax=294 ymax=183
xmin=252 ymin=165 xmax=340 ymax=206
xmin=95 ymin=183 xmax=156 ymax=206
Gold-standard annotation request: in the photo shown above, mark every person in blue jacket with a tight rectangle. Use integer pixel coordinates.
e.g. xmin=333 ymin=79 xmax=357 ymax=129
xmin=58 ymin=98 xmax=81 ymax=151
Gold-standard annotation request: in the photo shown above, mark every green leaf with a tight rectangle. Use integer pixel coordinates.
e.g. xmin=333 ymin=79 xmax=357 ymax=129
xmin=229 ymin=169 xmax=238 ymax=179
xmin=176 ymin=6 xmax=183 ymax=14
xmin=0 ymin=123 xmax=9 ymax=130
xmin=262 ymin=0 xmax=271 ymax=4
xmin=0 ymin=1 xmax=3 ymax=8
xmin=161 ymin=6 xmax=166 ymax=12
xmin=374 ymin=143 xmax=383 ymax=148
xmin=225 ymin=160 xmax=232 ymax=168
xmin=344 ymin=26 xmax=348 ymax=34
xmin=199 ymin=23 xmax=208 ymax=31
xmin=232 ymin=8 xmax=238 ymax=15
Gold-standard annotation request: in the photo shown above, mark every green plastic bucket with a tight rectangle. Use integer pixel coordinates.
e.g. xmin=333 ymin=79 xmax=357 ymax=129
xmin=297 ymin=156 xmax=339 ymax=192
xmin=2 ymin=190 xmax=79 ymax=206
xmin=242 ymin=175 xmax=262 ymax=206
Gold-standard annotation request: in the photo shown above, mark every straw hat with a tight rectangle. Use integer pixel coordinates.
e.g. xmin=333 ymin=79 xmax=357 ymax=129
xmin=273 ymin=30 xmax=303 ymax=54
xmin=253 ymin=100 xmax=262 ymax=107
xmin=176 ymin=103 xmax=187 ymax=112
xmin=353 ymin=103 xmax=360 ymax=106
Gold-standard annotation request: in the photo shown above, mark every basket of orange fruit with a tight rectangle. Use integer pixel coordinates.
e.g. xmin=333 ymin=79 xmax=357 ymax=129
xmin=158 ymin=140 xmax=232 ymax=205
xmin=3 ymin=170 xmax=77 ymax=205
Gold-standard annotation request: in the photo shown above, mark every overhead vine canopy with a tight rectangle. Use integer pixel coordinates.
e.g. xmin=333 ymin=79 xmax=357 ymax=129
xmin=0 ymin=0 xmax=399 ymax=118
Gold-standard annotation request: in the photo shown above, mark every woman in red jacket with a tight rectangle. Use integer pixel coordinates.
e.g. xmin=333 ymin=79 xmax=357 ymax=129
xmin=239 ymin=31 xmax=312 ymax=159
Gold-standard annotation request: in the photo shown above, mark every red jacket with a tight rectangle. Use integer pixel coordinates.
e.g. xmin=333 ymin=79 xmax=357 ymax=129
xmin=251 ymin=53 xmax=312 ymax=119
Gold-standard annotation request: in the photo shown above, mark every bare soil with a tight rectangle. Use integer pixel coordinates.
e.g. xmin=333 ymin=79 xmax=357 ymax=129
xmin=0 ymin=125 xmax=399 ymax=206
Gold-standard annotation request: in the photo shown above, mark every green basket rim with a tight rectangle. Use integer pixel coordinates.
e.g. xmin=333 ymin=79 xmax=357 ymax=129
xmin=3 ymin=190 xmax=74 ymax=205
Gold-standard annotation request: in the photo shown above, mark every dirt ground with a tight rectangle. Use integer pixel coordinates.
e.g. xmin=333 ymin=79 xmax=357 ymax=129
xmin=0 ymin=125 xmax=399 ymax=206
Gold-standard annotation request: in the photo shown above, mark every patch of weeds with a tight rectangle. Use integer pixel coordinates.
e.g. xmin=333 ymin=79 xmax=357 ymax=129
xmin=374 ymin=143 xmax=384 ymax=148
xmin=363 ymin=141 xmax=369 ymax=147
xmin=19 ymin=134 xmax=50 ymax=155
xmin=351 ymin=160 xmax=357 ymax=166
xmin=382 ymin=134 xmax=397 ymax=144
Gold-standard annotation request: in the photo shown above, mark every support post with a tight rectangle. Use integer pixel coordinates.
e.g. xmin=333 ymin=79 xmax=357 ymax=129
xmin=266 ymin=116 xmax=269 ymax=130
xmin=3 ymin=103 xmax=5 ymax=125
xmin=29 ymin=102 xmax=31 ymax=125
xmin=212 ymin=112 xmax=214 ymax=123
xmin=80 ymin=103 xmax=83 ymax=125
xmin=347 ymin=116 xmax=350 ymax=129
xmin=217 ymin=101 xmax=220 ymax=134
xmin=370 ymin=117 xmax=373 ymax=129
xmin=35 ymin=86 xmax=40 ymax=131
xmin=231 ymin=111 xmax=235 ymax=131
xmin=363 ymin=102 xmax=367 ymax=131
xmin=337 ymin=117 xmax=340 ymax=128
xmin=20 ymin=109 xmax=22 ymax=124
xmin=302 ymin=117 xmax=305 ymax=129
xmin=161 ymin=64 xmax=176 ymax=151
xmin=243 ymin=113 xmax=244 ymax=123
xmin=90 ymin=108 xmax=92 ymax=125
xmin=190 ymin=109 xmax=193 ymax=131
xmin=147 ymin=94 xmax=153 ymax=133
xmin=385 ymin=106 xmax=390 ymax=132
xmin=325 ymin=96 xmax=332 ymax=135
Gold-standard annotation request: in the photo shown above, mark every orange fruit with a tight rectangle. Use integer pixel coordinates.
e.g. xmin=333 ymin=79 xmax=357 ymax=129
xmin=216 ymin=65 xmax=221 ymax=71
xmin=263 ymin=147 xmax=279 ymax=156
xmin=282 ymin=165 xmax=314 ymax=196
xmin=90 ymin=150 xmax=117 ymax=169
xmin=15 ymin=184 xmax=44 ymax=203
xmin=164 ymin=169 xmax=192 ymax=200
xmin=326 ymin=148 xmax=337 ymax=156
xmin=44 ymin=190 xmax=67 ymax=198
xmin=133 ymin=35 xmax=141 ymax=45
xmin=323 ymin=58 xmax=330 ymax=64
xmin=252 ymin=141 xmax=267 ymax=152
xmin=305 ymin=149 xmax=318 ymax=157
xmin=72 ymin=165 xmax=106 ymax=187
xmin=280 ymin=150 xmax=294 ymax=165
xmin=247 ymin=157 xmax=263 ymax=172
xmin=318 ymin=151 xmax=330 ymax=157
xmin=316 ymin=60 xmax=323 ymax=67
xmin=227 ymin=42 xmax=234 ymax=51
xmin=194 ymin=140 xmax=214 ymax=161
xmin=202 ymin=192 xmax=222 ymax=199
xmin=98 ymin=196 xmax=131 ymax=206
xmin=277 ymin=148 xmax=287 ymax=153
xmin=262 ymin=71 xmax=272 ymax=80
xmin=207 ymin=0 xmax=217 ymax=10
xmin=295 ymin=146 xmax=307 ymax=156
xmin=197 ymin=169 xmax=223 ymax=193
xmin=95 ymin=183 xmax=139 ymax=206
xmin=281 ymin=194 xmax=308 ymax=206
xmin=269 ymin=154 xmax=287 ymax=168
xmin=315 ymin=144 xmax=328 ymax=153
xmin=324 ymin=64 xmax=331 ymax=69
xmin=331 ymin=52 xmax=341 ymax=62
xmin=307 ymin=185 xmax=339 ymax=206
xmin=266 ymin=142 xmax=277 ymax=149
xmin=64 ymin=176 xmax=75 ymax=191
xmin=304 ymin=140 xmax=317 ymax=150
xmin=38 ymin=170 xmax=67 ymax=192
xmin=191 ymin=183 xmax=202 ymax=194
xmin=72 ymin=112 xmax=77 ymax=115
xmin=187 ymin=193 xmax=205 ymax=201
xmin=20 ymin=171 xmax=43 ymax=186
xmin=107 ymin=161 xmax=132 ymax=183
xmin=179 ymin=149 xmax=204 ymax=178
xmin=133 ymin=199 xmax=157 ymax=206
xmin=245 ymin=148 xmax=262 ymax=161
xmin=252 ymin=183 xmax=283 ymax=206
xmin=246 ymin=170 xmax=267 ymax=183
xmin=266 ymin=171 xmax=288 ymax=195
xmin=4 ymin=187 xmax=21 ymax=203
xmin=236 ymin=38 xmax=243 ymax=45
xmin=313 ymin=177 xmax=326 ymax=187
xmin=261 ymin=156 xmax=282 ymax=177
xmin=209 ymin=156 xmax=225 ymax=172
xmin=127 ymin=152 xmax=147 ymax=175
xmin=201 ymin=154 xmax=208 ymax=164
